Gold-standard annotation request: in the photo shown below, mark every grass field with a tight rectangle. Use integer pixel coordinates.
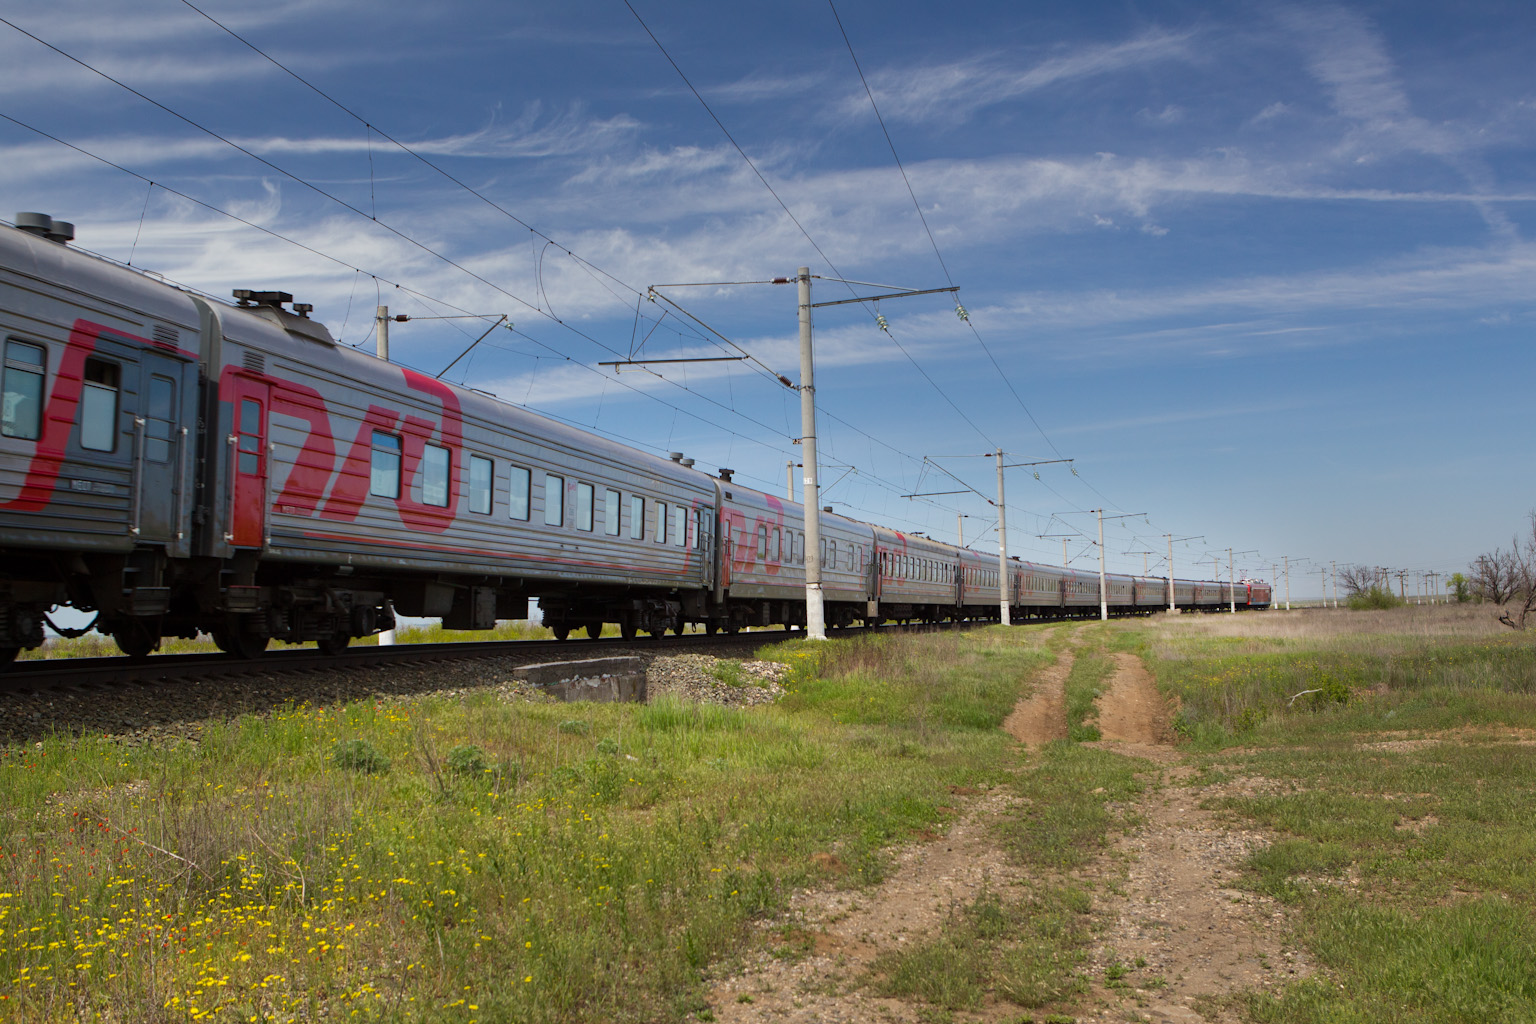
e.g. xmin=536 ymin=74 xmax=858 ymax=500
xmin=5 ymin=605 xmax=1533 ymax=1022
xmin=1135 ymin=604 xmax=1536 ymax=1023
xmin=0 ymin=627 xmax=1067 ymax=1023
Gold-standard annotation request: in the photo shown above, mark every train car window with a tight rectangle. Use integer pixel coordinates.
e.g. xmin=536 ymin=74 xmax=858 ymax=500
xmin=469 ymin=456 xmax=493 ymax=514
xmin=605 ymin=489 xmax=621 ymax=536
xmin=576 ymin=482 xmax=594 ymax=531
xmin=544 ymin=474 xmax=564 ymax=526
xmin=145 ymin=375 xmax=175 ymax=463
xmin=756 ymin=523 xmax=767 ymax=558
xmin=369 ymin=431 xmax=401 ymax=497
xmin=422 ymin=444 xmax=451 ymax=507
xmin=672 ymin=505 xmax=687 ymax=547
xmin=657 ymin=502 xmax=669 ymax=543
xmin=819 ymin=538 xmax=827 ymax=569
xmin=1 ymin=340 xmax=45 ymax=440
xmin=830 ymin=540 xmax=839 ymax=570
xmin=508 ymin=465 xmax=531 ymax=520
xmin=630 ymin=494 xmax=644 ymax=539
xmin=80 ymin=358 xmax=120 ymax=452
xmin=770 ymin=527 xmax=780 ymax=562
xmin=696 ymin=509 xmax=708 ymax=550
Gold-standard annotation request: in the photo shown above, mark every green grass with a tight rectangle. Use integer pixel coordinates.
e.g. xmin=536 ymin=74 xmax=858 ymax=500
xmin=0 ymin=627 xmax=1047 ymax=1023
xmin=875 ymin=886 xmax=1093 ymax=1011
xmin=1129 ymin=608 xmax=1536 ymax=1023
xmin=1062 ymin=631 xmax=1111 ymax=743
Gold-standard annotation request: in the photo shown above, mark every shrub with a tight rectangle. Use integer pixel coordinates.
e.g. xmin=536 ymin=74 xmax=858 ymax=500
xmin=446 ymin=744 xmax=491 ymax=777
xmin=331 ymin=738 xmax=390 ymax=774
xmin=1347 ymin=586 xmax=1403 ymax=610
xmin=558 ymin=719 xmax=591 ymax=735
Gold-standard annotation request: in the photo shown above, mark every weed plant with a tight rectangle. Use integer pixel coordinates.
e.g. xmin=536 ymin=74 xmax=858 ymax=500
xmin=0 ymin=628 xmax=1043 ymax=1022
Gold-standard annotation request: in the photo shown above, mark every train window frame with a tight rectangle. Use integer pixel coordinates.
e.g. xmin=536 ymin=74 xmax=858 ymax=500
xmin=469 ymin=455 xmax=493 ymax=514
xmin=770 ymin=527 xmax=780 ymax=562
xmin=1 ymin=339 xmax=46 ymax=441
xmin=757 ymin=523 xmax=767 ymax=559
xmin=422 ymin=443 xmax=451 ymax=508
xmin=369 ymin=430 xmax=401 ymax=497
xmin=605 ymin=488 xmax=621 ymax=536
xmin=80 ymin=358 xmax=120 ymax=453
xmin=508 ymin=465 xmax=531 ymax=520
xmin=575 ymin=481 xmax=594 ymax=532
xmin=145 ymin=374 xmax=175 ymax=463
xmin=630 ymin=494 xmax=644 ymax=540
xmin=673 ymin=505 xmax=686 ymax=548
xmin=544 ymin=473 xmax=564 ymax=527
xmin=656 ymin=502 xmax=669 ymax=544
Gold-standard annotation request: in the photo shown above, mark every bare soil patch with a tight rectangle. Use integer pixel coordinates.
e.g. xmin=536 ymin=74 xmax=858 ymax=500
xmin=706 ymin=789 xmax=1025 ymax=1024
xmin=701 ymin=643 xmax=1311 ymax=1023
xmin=1093 ymin=651 xmax=1175 ymax=748
xmin=1003 ymin=633 xmax=1075 ymax=746
xmin=1081 ymin=654 xmax=1311 ymax=1022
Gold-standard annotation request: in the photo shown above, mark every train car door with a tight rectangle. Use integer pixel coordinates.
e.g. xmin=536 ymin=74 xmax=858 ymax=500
xmin=227 ymin=376 xmax=269 ymax=549
xmin=134 ymin=351 xmax=191 ymax=546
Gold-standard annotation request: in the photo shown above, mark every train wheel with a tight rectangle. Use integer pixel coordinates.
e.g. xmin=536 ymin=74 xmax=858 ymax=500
xmin=213 ymin=627 xmax=269 ymax=660
xmin=586 ymin=622 xmax=602 ymax=640
xmin=113 ymin=628 xmax=159 ymax=661
xmin=317 ymin=632 xmax=351 ymax=656
xmin=619 ymin=616 xmax=637 ymax=641
xmin=551 ymin=624 xmax=570 ymax=641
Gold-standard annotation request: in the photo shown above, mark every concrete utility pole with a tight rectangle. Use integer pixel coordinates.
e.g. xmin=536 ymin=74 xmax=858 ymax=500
xmin=1331 ymin=560 xmax=1338 ymax=608
xmin=376 ymin=306 xmax=395 ymax=647
xmin=796 ymin=268 xmax=826 ymax=641
xmin=1098 ymin=509 xmax=1108 ymax=621
xmin=786 ymin=461 xmax=795 ymax=502
xmin=1283 ymin=555 xmax=1292 ymax=611
xmin=1228 ymin=549 xmax=1236 ymax=614
xmin=996 ymin=449 xmax=1010 ymax=626
xmin=1166 ymin=534 xmax=1201 ymax=613
xmin=1272 ymin=563 xmax=1279 ymax=610
xmin=957 ymin=514 xmax=963 ymax=547
xmin=1168 ymin=535 xmax=1179 ymax=612
xmin=789 ymin=271 xmax=957 ymax=638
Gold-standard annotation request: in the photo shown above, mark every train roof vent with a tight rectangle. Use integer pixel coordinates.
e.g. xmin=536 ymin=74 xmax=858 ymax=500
xmin=668 ymin=452 xmax=684 ymax=462
xmin=243 ymin=351 xmax=266 ymax=374
xmin=717 ymin=468 xmax=734 ymax=482
xmin=14 ymin=212 xmax=73 ymax=244
xmin=231 ymin=289 xmax=336 ymax=346
xmin=679 ymin=457 xmax=695 ymax=468
xmin=823 ymin=506 xmax=833 ymax=513
xmin=152 ymin=324 xmax=180 ymax=347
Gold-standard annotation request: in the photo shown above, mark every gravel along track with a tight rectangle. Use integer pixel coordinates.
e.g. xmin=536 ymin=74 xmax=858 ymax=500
xmin=0 ymin=638 xmax=793 ymax=748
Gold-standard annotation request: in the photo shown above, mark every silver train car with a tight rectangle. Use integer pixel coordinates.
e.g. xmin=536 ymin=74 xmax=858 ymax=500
xmin=0 ymin=214 xmax=1267 ymax=663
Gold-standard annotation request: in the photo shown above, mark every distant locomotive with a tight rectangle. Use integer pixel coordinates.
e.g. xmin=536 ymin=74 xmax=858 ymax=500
xmin=0 ymin=214 xmax=1270 ymax=663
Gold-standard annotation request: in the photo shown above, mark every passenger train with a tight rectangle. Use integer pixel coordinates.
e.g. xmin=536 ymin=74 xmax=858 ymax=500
xmin=0 ymin=213 xmax=1270 ymax=663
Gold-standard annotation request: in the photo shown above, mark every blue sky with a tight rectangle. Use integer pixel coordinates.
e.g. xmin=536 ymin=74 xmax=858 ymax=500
xmin=3 ymin=0 xmax=1533 ymax=598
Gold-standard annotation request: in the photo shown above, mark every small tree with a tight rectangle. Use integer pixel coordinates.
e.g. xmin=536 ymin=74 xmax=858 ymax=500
xmin=1473 ymin=515 xmax=1536 ymax=629
xmin=1448 ymin=572 xmax=1470 ymax=603
xmin=1337 ymin=564 xmax=1381 ymax=598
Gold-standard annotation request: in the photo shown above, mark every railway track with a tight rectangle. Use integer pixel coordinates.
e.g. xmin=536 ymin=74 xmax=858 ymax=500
xmin=1 ymin=630 xmax=774 ymax=693
xmin=0 ymin=624 xmax=938 ymax=746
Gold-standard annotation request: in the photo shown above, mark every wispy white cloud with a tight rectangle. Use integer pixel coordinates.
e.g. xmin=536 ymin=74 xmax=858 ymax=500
xmin=846 ymin=30 xmax=1194 ymax=123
